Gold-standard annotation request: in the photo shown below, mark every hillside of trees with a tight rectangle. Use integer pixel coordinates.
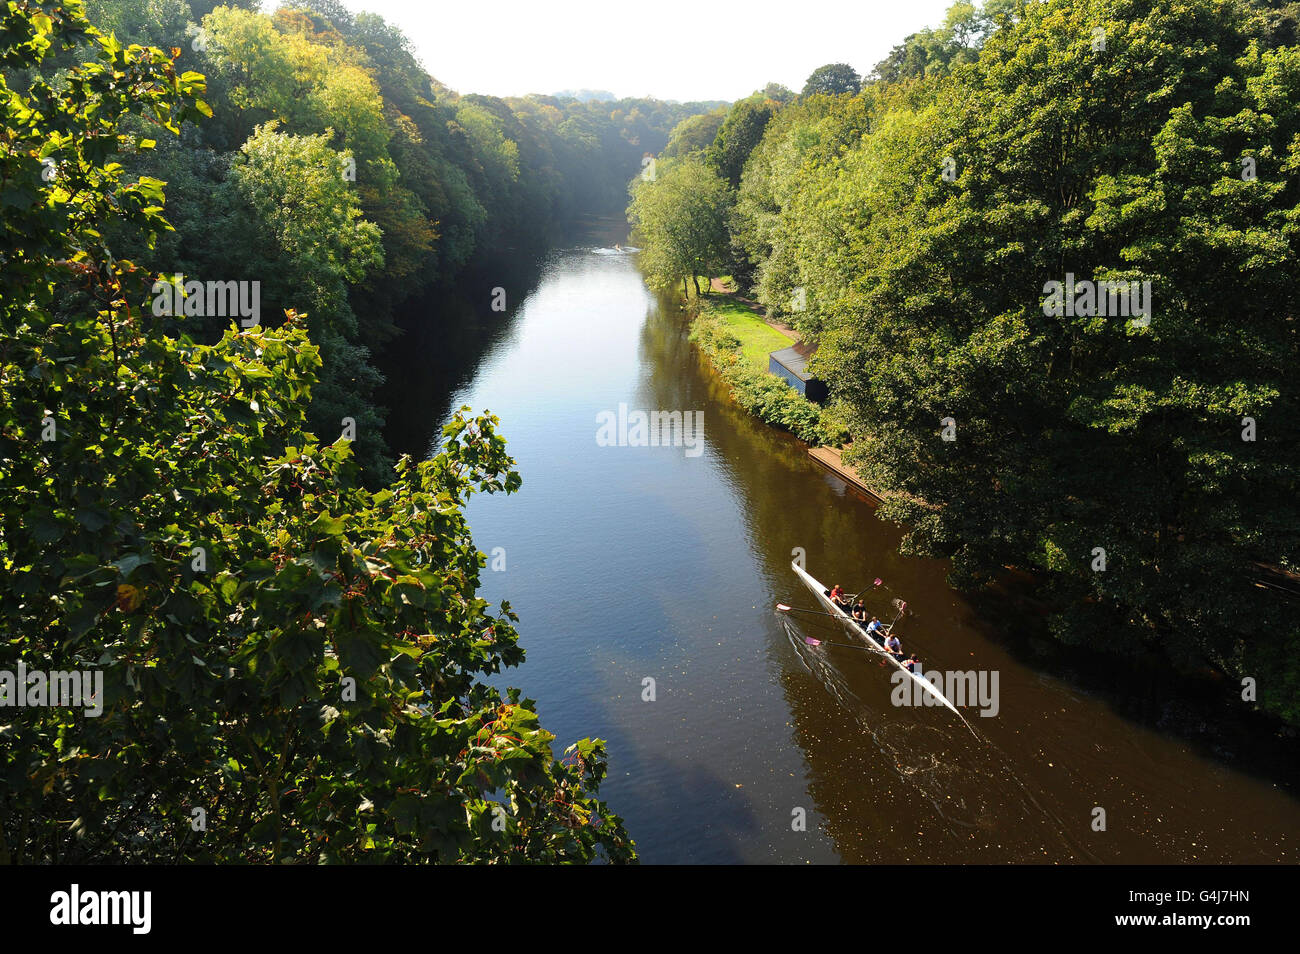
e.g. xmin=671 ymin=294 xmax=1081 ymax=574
xmin=631 ymin=0 xmax=1300 ymax=725
xmin=50 ymin=0 xmax=718 ymax=481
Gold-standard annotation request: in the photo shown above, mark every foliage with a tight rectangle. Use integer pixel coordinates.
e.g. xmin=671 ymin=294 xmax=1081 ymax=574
xmin=627 ymin=157 xmax=732 ymax=293
xmin=706 ymin=95 xmax=775 ymax=188
xmin=63 ymin=0 xmax=719 ymax=486
xmin=732 ymin=90 xmax=883 ymax=326
xmin=870 ymin=0 xmax=1015 ymax=83
xmin=664 ymin=107 xmax=726 ymax=158
xmin=801 ymin=62 xmax=861 ymax=97
xmin=0 ymin=0 xmax=634 ymax=864
xmin=761 ymin=82 xmax=796 ymax=104
xmin=691 ymin=306 xmax=840 ymax=445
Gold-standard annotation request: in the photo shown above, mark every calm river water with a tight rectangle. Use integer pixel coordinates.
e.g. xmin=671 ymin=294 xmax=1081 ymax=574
xmin=380 ymin=220 xmax=1300 ymax=864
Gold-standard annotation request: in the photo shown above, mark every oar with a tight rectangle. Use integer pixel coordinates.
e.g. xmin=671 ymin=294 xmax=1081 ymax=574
xmin=777 ymin=604 xmax=894 ymax=655
xmin=776 ymin=603 xmax=855 ymax=621
xmin=849 ymin=578 xmax=884 ymax=601
xmin=776 ymin=603 xmax=893 ymax=637
xmin=788 ymin=634 xmax=894 ymax=653
xmin=777 ymin=607 xmax=889 ymax=655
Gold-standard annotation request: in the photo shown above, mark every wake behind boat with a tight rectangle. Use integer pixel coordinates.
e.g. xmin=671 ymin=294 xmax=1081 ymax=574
xmin=787 ymin=561 xmax=976 ymax=735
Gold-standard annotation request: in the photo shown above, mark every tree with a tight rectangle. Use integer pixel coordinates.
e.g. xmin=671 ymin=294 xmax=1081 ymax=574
xmin=83 ymin=0 xmax=191 ymax=48
xmin=732 ymin=92 xmax=875 ymax=310
xmin=786 ymin=0 xmax=1300 ymax=722
xmin=664 ymin=108 xmax=726 ymax=158
xmin=762 ymin=82 xmax=796 ymax=104
xmin=0 ymin=0 xmax=635 ymax=863
xmin=870 ymin=0 xmax=1015 ymax=84
xmin=706 ymin=95 xmax=775 ymax=188
xmin=801 ymin=62 xmax=861 ymax=97
xmin=627 ymin=158 xmax=732 ymax=296
xmin=222 ymin=122 xmax=389 ymax=477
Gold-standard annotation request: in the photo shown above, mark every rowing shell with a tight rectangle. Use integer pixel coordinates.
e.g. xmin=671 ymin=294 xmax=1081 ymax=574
xmin=791 ymin=561 xmax=976 ymax=734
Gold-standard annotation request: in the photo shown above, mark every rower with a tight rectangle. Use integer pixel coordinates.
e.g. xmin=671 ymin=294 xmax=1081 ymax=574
xmin=865 ymin=616 xmax=886 ymax=639
xmin=850 ymin=599 xmax=867 ymax=621
xmin=903 ymin=652 xmax=920 ymax=673
xmin=882 ymin=631 xmax=902 ymax=659
xmin=828 ymin=584 xmax=849 ymax=609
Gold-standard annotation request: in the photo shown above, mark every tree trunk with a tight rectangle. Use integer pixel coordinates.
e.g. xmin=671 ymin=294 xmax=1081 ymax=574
xmin=693 ymin=275 xmax=701 ymax=297
xmin=682 ymin=276 xmax=689 ymax=299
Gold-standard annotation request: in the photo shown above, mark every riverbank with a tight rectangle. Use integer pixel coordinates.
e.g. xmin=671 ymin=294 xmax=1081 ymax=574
xmin=688 ymin=291 xmax=884 ymax=495
xmin=688 ymin=293 xmax=844 ymax=446
xmin=808 ymin=445 xmax=884 ymax=502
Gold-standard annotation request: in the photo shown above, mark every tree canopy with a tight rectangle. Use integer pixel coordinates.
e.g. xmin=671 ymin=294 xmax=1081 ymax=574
xmin=1 ymin=0 xmax=635 ymax=864
xmin=627 ymin=158 xmax=732 ymax=296
xmin=801 ymin=62 xmax=862 ymax=97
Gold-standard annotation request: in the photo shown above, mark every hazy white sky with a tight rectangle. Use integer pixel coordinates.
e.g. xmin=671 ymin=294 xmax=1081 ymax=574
xmin=329 ymin=0 xmax=957 ymax=102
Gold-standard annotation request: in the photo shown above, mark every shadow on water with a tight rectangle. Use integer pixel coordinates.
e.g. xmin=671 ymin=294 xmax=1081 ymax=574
xmin=376 ymin=215 xmax=632 ymax=456
xmin=378 ymin=216 xmax=639 ymax=457
xmin=375 ymin=251 xmax=548 ymax=459
xmin=963 ymin=578 xmax=1300 ymax=797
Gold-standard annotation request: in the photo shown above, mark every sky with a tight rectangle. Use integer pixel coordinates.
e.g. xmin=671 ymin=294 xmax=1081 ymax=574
xmin=329 ymin=0 xmax=958 ymax=102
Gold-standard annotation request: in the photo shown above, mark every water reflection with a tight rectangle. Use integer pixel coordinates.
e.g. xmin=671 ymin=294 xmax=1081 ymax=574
xmin=379 ymin=222 xmax=1300 ymax=864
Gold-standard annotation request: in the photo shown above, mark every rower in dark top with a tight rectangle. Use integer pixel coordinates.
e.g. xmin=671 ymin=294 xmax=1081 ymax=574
xmin=903 ymin=652 xmax=920 ymax=673
xmin=850 ymin=598 xmax=867 ymax=622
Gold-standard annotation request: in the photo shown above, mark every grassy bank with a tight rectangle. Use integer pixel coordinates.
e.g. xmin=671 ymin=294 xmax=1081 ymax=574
xmin=690 ymin=296 xmax=845 ymax=445
xmin=703 ymin=297 xmax=794 ymax=369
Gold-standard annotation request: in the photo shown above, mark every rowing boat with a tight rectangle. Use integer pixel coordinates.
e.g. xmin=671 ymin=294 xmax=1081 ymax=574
xmin=790 ymin=560 xmax=974 ymax=732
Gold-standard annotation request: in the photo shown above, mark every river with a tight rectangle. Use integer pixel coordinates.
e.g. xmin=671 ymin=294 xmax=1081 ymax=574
xmin=378 ymin=219 xmax=1300 ymax=864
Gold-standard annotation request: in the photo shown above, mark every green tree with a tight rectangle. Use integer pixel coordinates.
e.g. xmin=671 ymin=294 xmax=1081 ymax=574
xmin=762 ymin=82 xmax=796 ymax=104
xmin=0 ymin=0 xmax=635 ymax=863
xmin=628 ymin=158 xmax=732 ymax=296
xmin=801 ymin=62 xmax=861 ymax=97
xmin=664 ymin=108 xmax=726 ymax=158
xmin=706 ymin=95 xmax=775 ymax=189
xmin=870 ymin=0 xmax=1016 ymax=84
xmin=797 ymin=0 xmax=1300 ymax=722
xmin=733 ymin=92 xmax=876 ymax=313
xmin=225 ymin=122 xmax=389 ymax=478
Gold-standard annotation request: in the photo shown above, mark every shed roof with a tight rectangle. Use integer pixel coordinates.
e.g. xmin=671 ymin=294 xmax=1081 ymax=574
xmin=770 ymin=341 xmax=819 ymax=381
